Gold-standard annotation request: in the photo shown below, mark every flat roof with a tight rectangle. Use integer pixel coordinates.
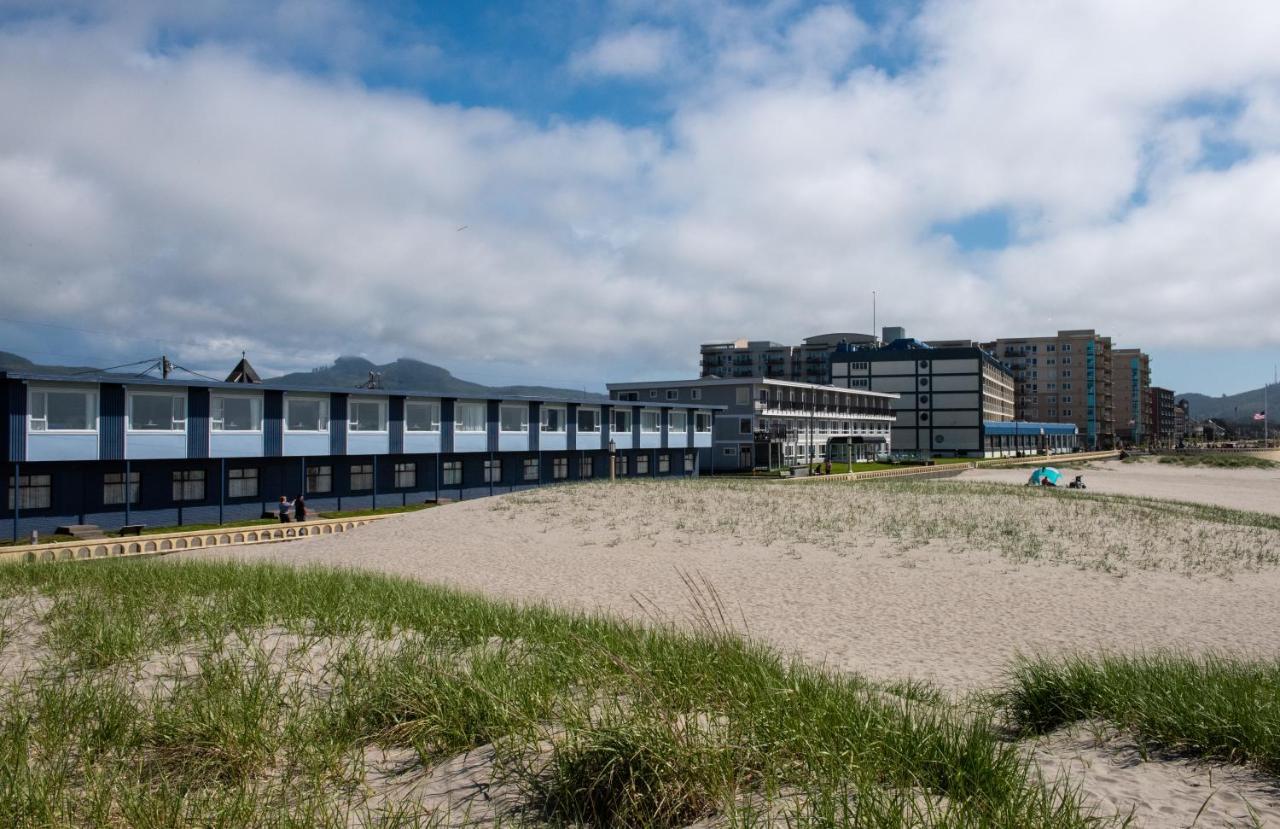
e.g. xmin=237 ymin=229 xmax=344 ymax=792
xmin=4 ymin=371 xmax=722 ymax=410
xmin=983 ymin=420 xmax=1079 ymax=436
xmin=607 ymin=377 xmax=898 ymax=399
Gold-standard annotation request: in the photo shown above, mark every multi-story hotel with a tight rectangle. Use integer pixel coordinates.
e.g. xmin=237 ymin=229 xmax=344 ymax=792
xmin=1112 ymin=348 xmax=1152 ymax=445
xmin=1150 ymin=386 xmax=1176 ymax=447
xmin=983 ymin=330 xmax=1115 ymax=449
xmin=607 ymin=378 xmax=897 ymax=470
xmin=2 ymin=366 xmax=720 ymax=540
xmin=699 ymin=333 xmax=877 ymax=385
xmin=830 ymin=337 xmax=1076 ymax=458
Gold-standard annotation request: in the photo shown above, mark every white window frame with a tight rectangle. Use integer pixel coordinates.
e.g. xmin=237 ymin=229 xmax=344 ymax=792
xmin=349 ymin=463 xmax=374 ymax=491
xmin=171 ymin=469 xmax=205 ymax=502
xmin=483 ymin=458 xmax=502 ymax=483
xmin=455 ymin=401 xmax=487 ymax=433
xmin=500 ymin=404 xmax=529 ymax=433
xmin=577 ymin=407 xmax=601 ymax=433
xmin=669 ymin=411 xmax=688 ymax=433
xmin=442 ymin=460 xmax=462 ymax=486
xmin=28 ymin=385 xmax=98 ymax=433
xmin=285 ymin=395 xmax=330 ymax=433
xmin=636 ymin=454 xmax=649 ymax=474
xmin=552 ymin=457 xmax=568 ymax=479
xmin=523 ymin=458 xmax=539 ymax=481
xmin=127 ymin=390 xmax=187 ymax=433
xmin=348 ymin=398 xmax=388 ymax=433
xmin=695 ymin=412 xmax=712 ymax=433
xmin=307 ymin=464 xmax=333 ymax=494
xmin=613 ymin=408 xmax=632 ymax=434
xmin=394 ymin=462 xmax=417 ymax=488
xmin=691 ymin=388 xmax=702 ymax=401
xmin=9 ymin=474 xmax=52 ymax=510
xmin=227 ymin=467 xmax=259 ymax=498
xmin=665 ymin=389 xmax=679 ymax=401
xmin=405 ymin=400 xmax=442 ymax=432
xmin=210 ymin=393 xmax=263 ymax=433
xmin=541 ymin=405 xmax=568 ymax=433
xmin=640 ymin=409 xmax=661 ymax=433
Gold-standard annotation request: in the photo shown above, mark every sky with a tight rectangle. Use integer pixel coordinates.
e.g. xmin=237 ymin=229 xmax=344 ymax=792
xmin=1 ymin=0 xmax=1278 ymax=396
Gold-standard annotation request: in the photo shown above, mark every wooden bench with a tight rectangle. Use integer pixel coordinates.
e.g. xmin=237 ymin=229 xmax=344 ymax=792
xmin=117 ymin=524 xmax=146 ymax=536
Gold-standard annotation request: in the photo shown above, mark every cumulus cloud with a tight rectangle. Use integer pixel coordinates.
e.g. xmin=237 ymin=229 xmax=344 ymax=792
xmin=1 ymin=1 xmax=1279 ymax=392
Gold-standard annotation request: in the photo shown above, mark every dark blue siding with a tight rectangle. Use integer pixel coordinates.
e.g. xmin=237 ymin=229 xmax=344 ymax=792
xmin=600 ymin=404 xmax=611 ymax=446
xmin=487 ymin=400 xmax=499 ymax=452
xmin=660 ymin=407 xmax=669 ymax=450
xmin=631 ymin=405 xmax=640 ymax=446
xmin=567 ymin=403 xmax=577 ymax=451
xmin=264 ymin=391 xmax=283 ymax=456
xmin=441 ymin=399 xmax=455 ymax=453
xmin=187 ymin=387 xmax=210 ymax=458
xmin=330 ymin=394 xmax=348 ymax=455
xmin=100 ymin=384 xmax=125 ymax=460
xmin=529 ymin=402 xmax=540 ymax=452
xmin=7 ymin=380 xmax=25 ymax=463
xmin=389 ymin=397 xmax=405 ymax=454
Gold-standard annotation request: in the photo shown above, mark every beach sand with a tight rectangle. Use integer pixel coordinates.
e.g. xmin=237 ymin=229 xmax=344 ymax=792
xmin=177 ymin=466 xmax=1280 ymax=826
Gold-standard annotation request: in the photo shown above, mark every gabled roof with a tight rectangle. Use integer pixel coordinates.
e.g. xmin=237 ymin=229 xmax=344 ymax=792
xmin=225 ymin=354 xmax=262 ymax=384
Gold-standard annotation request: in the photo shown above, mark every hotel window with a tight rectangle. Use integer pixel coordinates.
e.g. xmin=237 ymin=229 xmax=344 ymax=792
xmin=103 ymin=472 xmax=140 ymax=506
xmin=658 ymin=454 xmax=670 ymax=473
xmin=442 ymin=461 xmax=462 ymax=486
xmin=541 ymin=406 xmax=567 ymax=432
xmin=640 ymin=410 xmax=661 ymax=433
xmin=395 ymin=462 xmax=417 ymax=488
xmin=405 ymin=401 xmax=441 ymax=432
xmin=735 ymin=387 xmax=749 ymax=405
xmin=1063 ymin=344 xmax=1072 ymax=351
xmin=523 ymin=458 xmax=539 ymax=481
xmin=553 ymin=458 xmax=568 ymax=479
xmin=577 ymin=407 xmax=600 ymax=433
xmin=684 ymin=453 xmax=695 ymax=472
xmin=8 ymin=474 xmax=52 ymax=510
xmin=617 ymin=455 xmax=629 ymax=475
xmin=648 ymin=390 xmax=658 ymax=399
xmin=349 ymin=400 xmax=387 ymax=432
xmin=613 ymin=408 xmax=632 ymax=434
xmin=306 ymin=465 xmax=333 ymax=494
xmin=1063 ymin=396 xmax=1073 ymax=403
xmin=455 ymin=402 xmax=486 ymax=433
xmin=738 ymin=418 xmax=752 ymax=434
xmin=723 ymin=447 xmax=736 ymax=457
xmin=579 ymin=457 xmax=594 ymax=478
xmin=286 ymin=397 xmax=329 ymax=432
xmin=617 ymin=391 xmax=639 ymax=401
xmin=695 ymin=412 xmax=712 ymax=433
xmin=211 ymin=395 xmax=262 ymax=431
xmin=500 ymin=404 xmax=529 ymax=432
xmin=29 ymin=388 xmax=96 ymax=432
xmin=350 ymin=463 xmax=373 ymax=491
xmin=130 ymin=392 xmax=186 ymax=432
xmin=666 ymin=389 xmax=679 ymax=401
xmin=172 ymin=470 xmax=205 ymax=502
xmin=691 ymin=389 xmax=702 ymax=401
xmin=636 ymin=454 xmax=649 ymax=474
xmin=483 ymin=459 xmax=501 ymax=483
xmin=227 ymin=467 xmax=258 ymax=498
xmin=669 ymin=411 xmax=687 ymax=433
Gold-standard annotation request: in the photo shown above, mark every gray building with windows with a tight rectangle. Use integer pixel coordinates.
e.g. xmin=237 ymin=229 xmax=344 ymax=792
xmin=699 ymin=333 xmax=877 ymax=385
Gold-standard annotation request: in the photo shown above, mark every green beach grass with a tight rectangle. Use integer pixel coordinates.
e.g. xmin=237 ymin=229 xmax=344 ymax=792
xmin=0 ymin=559 xmax=1105 ymax=828
xmin=1156 ymin=453 xmax=1277 ymax=470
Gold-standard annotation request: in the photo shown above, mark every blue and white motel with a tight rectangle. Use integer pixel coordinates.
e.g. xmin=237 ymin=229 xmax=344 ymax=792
xmin=2 ymin=369 xmax=720 ymax=540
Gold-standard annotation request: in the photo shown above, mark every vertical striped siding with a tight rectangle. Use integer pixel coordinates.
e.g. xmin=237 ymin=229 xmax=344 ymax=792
xmin=600 ymin=404 xmax=611 ymax=446
xmin=99 ymin=384 xmax=125 ymax=460
xmin=187 ymin=387 xmax=210 ymax=458
xmin=389 ymin=396 xmax=405 ymax=454
xmin=441 ymin=399 xmax=455 ymax=453
xmin=660 ymin=407 xmax=669 ymax=449
xmin=264 ymin=391 xmax=283 ymax=456
xmin=7 ymin=381 xmax=25 ymax=463
xmin=487 ymin=400 xmax=499 ymax=452
xmin=631 ymin=405 xmax=640 ymax=446
xmin=330 ymin=394 xmax=347 ymax=455
xmin=529 ymin=402 xmax=540 ymax=452
xmin=566 ymin=403 xmax=577 ymax=451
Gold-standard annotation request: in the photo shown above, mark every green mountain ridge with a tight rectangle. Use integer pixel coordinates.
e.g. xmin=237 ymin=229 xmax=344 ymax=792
xmin=1175 ymin=383 xmax=1277 ymax=423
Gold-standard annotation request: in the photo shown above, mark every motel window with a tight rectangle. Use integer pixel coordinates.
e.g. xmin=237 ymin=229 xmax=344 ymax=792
xmin=695 ymin=412 xmax=712 ymax=433
xmin=103 ymin=472 xmax=140 ymax=506
xmin=456 ymin=402 xmax=486 ymax=433
xmin=636 ymin=454 xmax=649 ymax=474
xmin=349 ymin=400 xmax=387 ymax=432
xmin=541 ymin=406 xmax=567 ymax=433
xmin=613 ymin=409 xmax=632 ymax=434
xmin=579 ymin=457 xmax=594 ymax=478
xmin=483 ymin=459 xmax=501 ymax=483
xmin=617 ymin=392 xmax=639 ymax=401
xmin=553 ymin=458 xmax=568 ymax=479
xmin=227 ymin=468 xmax=259 ymax=498
xmin=500 ymin=404 xmax=528 ymax=432
xmin=172 ymin=470 xmax=205 ymax=502
xmin=649 ymin=390 xmax=658 ymax=399
xmin=350 ymin=463 xmax=373 ymax=491
xmin=8 ymin=474 xmax=52 ymax=510
xmin=29 ymin=388 xmax=96 ymax=432
xmin=130 ymin=392 xmax=186 ymax=432
xmin=286 ymin=397 xmax=329 ymax=432
xmin=684 ymin=453 xmax=695 ymax=472
xmin=442 ymin=461 xmax=462 ymax=486
xmin=669 ymin=411 xmax=687 ymax=433
xmin=577 ymin=408 xmax=600 ymax=433
xmin=306 ymin=465 xmax=333 ymax=494
xmin=666 ymin=390 xmax=679 ymax=401
xmin=523 ymin=458 xmax=539 ymax=481
xmin=722 ymin=448 xmax=736 ymax=457
xmin=691 ymin=389 xmax=702 ymax=401
xmin=739 ymin=418 xmax=752 ymax=435
xmin=658 ymin=454 xmax=670 ymax=473
xmin=405 ymin=401 xmax=441 ymax=432
xmin=640 ymin=410 xmax=660 ymax=433
xmin=735 ymin=388 xmax=749 ymax=405
xmin=211 ymin=395 xmax=262 ymax=431
xmin=395 ymin=462 xmax=417 ymax=488
xmin=617 ymin=455 xmax=629 ymax=475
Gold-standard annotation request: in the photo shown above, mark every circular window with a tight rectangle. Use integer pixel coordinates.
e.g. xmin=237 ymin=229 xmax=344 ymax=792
xmin=920 ymin=394 xmax=930 ymax=405
xmin=919 ymin=377 xmax=929 ymax=387
xmin=919 ymin=412 xmax=929 ymax=422
xmin=919 ymin=360 xmax=930 ymax=369
xmin=935 ymin=435 xmax=945 ymax=444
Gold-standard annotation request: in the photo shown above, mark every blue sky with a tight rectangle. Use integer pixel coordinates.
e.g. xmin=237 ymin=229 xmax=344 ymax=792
xmin=1 ymin=0 xmax=1278 ymax=397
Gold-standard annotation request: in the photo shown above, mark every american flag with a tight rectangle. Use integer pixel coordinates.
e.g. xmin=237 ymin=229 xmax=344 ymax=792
xmin=1255 ymin=411 xmax=1267 ymax=421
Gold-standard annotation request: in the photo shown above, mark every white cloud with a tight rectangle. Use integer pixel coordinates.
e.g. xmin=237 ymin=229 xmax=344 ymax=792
xmin=570 ymin=26 xmax=679 ymax=79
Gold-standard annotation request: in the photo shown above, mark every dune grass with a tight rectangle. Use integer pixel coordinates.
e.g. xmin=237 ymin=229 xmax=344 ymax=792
xmin=0 ymin=559 xmax=1107 ymax=827
xmin=1003 ymin=653 xmax=1280 ymax=775
xmin=1156 ymin=453 xmax=1277 ymax=469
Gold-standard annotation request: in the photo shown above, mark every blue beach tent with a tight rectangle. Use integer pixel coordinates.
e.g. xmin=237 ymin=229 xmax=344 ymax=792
xmin=1028 ymin=466 xmax=1062 ymax=486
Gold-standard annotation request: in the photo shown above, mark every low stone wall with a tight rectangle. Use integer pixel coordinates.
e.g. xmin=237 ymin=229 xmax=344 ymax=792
xmin=785 ymin=463 xmax=976 ymax=484
xmin=974 ymin=450 xmax=1120 ymax=468
xmin=0 ymin=514 xmax=396 ymax=565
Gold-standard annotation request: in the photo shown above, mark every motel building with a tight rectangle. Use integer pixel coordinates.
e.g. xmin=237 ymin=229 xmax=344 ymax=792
xmin=607 ymin=378 xmax=898 ymax=471
xmin=1 ymin=367 xmax=719 ymax=541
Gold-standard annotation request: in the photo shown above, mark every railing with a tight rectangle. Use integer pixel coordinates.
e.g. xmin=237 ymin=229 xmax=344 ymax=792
xmin=1 ymin=513 xmax=398 ymax=565
xmin=787 ymin=464 xmax=975 ymax=484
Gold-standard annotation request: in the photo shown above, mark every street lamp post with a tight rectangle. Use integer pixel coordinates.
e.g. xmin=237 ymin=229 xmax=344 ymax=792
xmin=608 ymin=439 xmax=617 ymax=481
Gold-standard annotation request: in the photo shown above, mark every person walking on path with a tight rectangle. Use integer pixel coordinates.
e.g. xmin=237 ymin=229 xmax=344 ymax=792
xmin=294 ymin=495 xmax=307 ymax=523
xmin=278 ymin=495 xmax=294 ymax=522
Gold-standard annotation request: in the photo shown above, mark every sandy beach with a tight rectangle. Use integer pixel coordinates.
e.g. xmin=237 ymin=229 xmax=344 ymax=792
xmin=177 ymin=465 xmax=1280 ymax=826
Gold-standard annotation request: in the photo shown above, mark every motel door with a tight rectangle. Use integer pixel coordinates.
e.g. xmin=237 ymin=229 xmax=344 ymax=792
xmin=739 ymin=446 xmax=753 ymax=468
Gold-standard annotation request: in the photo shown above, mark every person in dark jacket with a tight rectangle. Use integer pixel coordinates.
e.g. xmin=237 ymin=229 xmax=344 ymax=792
xmin=294 ymin=495 xmax=307 ymax=522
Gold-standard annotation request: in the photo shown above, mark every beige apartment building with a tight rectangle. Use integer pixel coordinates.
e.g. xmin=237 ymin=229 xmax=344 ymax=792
xmin=1112 ymin=348 xmax=1153 ymax=445
xmin=983 ymin=330 xmax=1115 ymax=449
